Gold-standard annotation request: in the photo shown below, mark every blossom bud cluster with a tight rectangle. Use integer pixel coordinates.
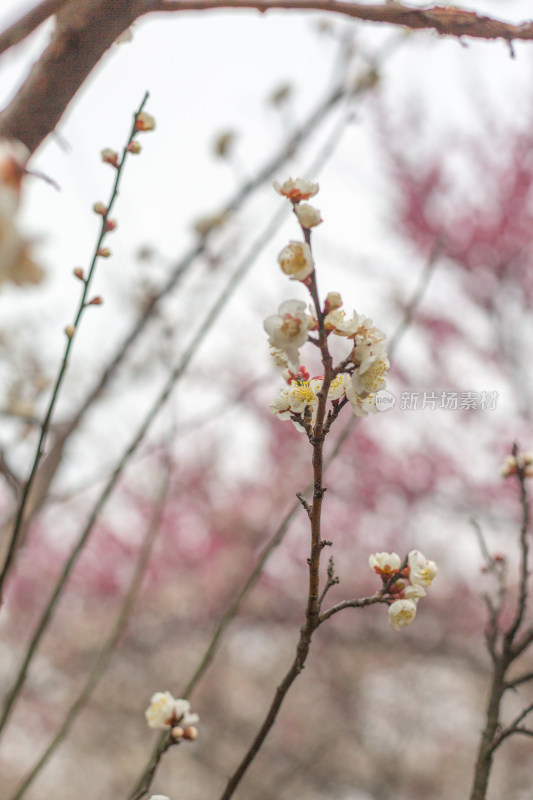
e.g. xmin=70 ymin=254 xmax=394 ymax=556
xmin=369 ymin=550 xmax=438 ymax=631
xmin=145 ymin=691 xmax=199 ymax=740
xmin=265 ymin=179 xmax=390 ymax=429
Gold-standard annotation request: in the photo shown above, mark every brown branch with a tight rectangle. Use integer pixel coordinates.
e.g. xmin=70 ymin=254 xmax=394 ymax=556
xmin=2 ymin=1 xmax=533 ymax=155
xmin=145 ymin=1 xmax=533 ymax=43
xmin=0 ymin=0 xmax=71 ymax=57
xmin=0 ymin=0 xmax=140 ymax=153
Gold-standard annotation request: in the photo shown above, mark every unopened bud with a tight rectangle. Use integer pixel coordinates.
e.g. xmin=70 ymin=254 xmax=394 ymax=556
xmin=88 ymin=296 xmax=103 ymax=306
xmin=93 ymin=202 xmax=108 ymax=216
xmin=101 ymin=148 xmax=119 ymax=167
xmin=97 ymin=247 xmax=111 ymax=258
xmin=324 ymin=291 xmax=342 ymax=314
xmin=65 ymin=324 xmax=76 ymax=339
xmin=134 ymin=111 xmax=156 ymax=132
xmin=127 ymin=141 xmax=142 ymax=154
xmin=170 ymin=726 xmax=184 ymax=740
xmin=104 ymin=219 xmax=117 ymax=232
xmin=182 ymin=726 xmax=198 ymax=741
xmin=73 ymin=267 xmax=85 ymax=281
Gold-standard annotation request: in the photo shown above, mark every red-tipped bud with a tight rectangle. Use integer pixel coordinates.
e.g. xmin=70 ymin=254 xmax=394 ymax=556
xmin=73 ymin=267 xmax=85 ymax=281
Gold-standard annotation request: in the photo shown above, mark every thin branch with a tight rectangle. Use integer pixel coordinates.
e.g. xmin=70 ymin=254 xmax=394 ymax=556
xmin=504 ymin=444 xmax=531 ymax=647
xmin=144 ymin=0 xmax=533 ymax=43
xmin=506 ymin=670 xmax=533 ymax=690
xmin=7 ymin=458 xmax=172 ymax=800
xmin=0 ymin=92 xmax=150 ymax=603
xmin=0 ymin=0 xmax=71 ymax=57
xmin=319 ymin=590 xmax=385 ymax=623
xmin=490 ymin=702 xmax=533 ymax=752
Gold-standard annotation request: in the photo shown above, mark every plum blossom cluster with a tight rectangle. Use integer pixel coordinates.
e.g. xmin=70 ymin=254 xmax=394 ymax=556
xmin=369 ymin=550 xmax=438 ymax=631
xmin=265 ymin=179 xmax=390 ymax=429
xmin=145 ymin=691 xmax=199 ymax=741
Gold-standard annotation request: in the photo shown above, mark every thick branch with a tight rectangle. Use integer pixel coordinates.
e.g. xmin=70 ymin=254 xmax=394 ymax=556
xmin=0 ymin=0 xmax=71 ymax=57
xmin=0 ymin=0 xmax=139 ymax=153
xmin=2 ymin=1 xmax=533 ymax=154
xmin=146 ymin=1 xmax=533 ymax=43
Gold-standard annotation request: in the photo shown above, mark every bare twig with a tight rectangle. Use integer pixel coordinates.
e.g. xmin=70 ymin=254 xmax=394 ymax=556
xmin=0 ymin=93 xmax=150 ymax=603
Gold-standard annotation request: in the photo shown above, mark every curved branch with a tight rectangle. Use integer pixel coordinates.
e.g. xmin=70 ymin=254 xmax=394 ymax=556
xmin=145 ymin=1 xmax=533 ymax=43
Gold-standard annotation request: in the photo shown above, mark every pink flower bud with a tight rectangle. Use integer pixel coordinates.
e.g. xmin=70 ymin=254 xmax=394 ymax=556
xmin=97 ymin=247 xmax=111 ymax=258
xmin=127 ymin=141 xmax=142 ymax=154
xmin=88 ymin=296 xmax=103 ymax=306
xmin=101 ymin=148 xmax=119 ymax=167
xmin=104 ymin=219 xmax=117 ymax=232
xmin=134 ymin=111 xmax=156 ymax=132
xmin=182 ymin=726 xmax=198 ymax=741
xmin=73 ymin=267 xmax=85 ymax=281
xmin=93 ymin=202 xmax=108 ymax=216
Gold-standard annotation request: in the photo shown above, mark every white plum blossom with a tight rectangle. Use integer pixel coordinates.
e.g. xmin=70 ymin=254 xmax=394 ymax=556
xmin=263 ymin=299 xmax=314 ymax=370
xmin=295 ymin=203 xmax=322 ymax=229
xmin=350 ymin=343 xmax=390 ymax=396
xmin=345 ymin=380 xmax=379 ymax=417
xmin=145 ymin=691 xmax=175 ymax=728
xmin=388 ymin=599 xmax=418 ymax=631
xmin=324 ymin=308 xmax=385 ymax=344
xmin=174 ymin=698 xmax=199 ymax=727
xmin=278 ymin=240 xmax=314 ymax=281
xmin=408 ymin=550 xmax=438 ymax=588
xmin=328 ymin=372 xmax=350 ymax=401
xmin=270 ymin=378 xmax=322 ymax=430
xmin=273 ymin=177 xmax=319 ymax=202
xmin=369 ymin=552 xmax=401 ymax=576
xmin=145 ymin=692 xmax=198 ymax=730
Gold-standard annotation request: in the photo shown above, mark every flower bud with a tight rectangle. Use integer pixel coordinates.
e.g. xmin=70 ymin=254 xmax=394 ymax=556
xmin=135 ymin=111 xmax=156 ymax=132
xmin=97 ymin=247 xmax=111 ymax=258
xmin=93 ymin=202 xmax=108 ymax=216
xmin=182 ymin=726 xmax=198 ymax=741
xmin=88 ymin=296 xmax=103 ymax=306
xmin=65 ymin=324 xmax=76 ymax=339
xmin=104 ymin=219 xmax=117 ymax=232
xmin=294 ymin=203 xmax=322 ymax=229
xmin=171 ymin=726 xmax=184 ymax=740
xmin=127 ymin=141 xmax=142 ymax=154
xmin=101 ymin=149 xmax=119 ymax=167
xmin=73 ymin=267 xmax=85 ymax=281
